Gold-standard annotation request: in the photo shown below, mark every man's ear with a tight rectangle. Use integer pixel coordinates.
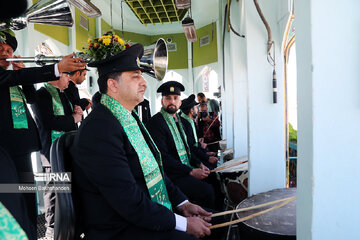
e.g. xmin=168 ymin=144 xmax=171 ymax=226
xmin=107 ymin=78 xmax=118 ymax=93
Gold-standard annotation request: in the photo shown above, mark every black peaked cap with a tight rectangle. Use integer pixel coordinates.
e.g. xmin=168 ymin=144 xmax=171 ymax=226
xmin=180 ymin=94 xmax=199 ymax=111
xmin=1 ymin=32 xmax=18 ymax=51
xmin=88 ymin=43 xmax=144 ymax=77
xmin=157 ymin=81 xmax=185 ymax=96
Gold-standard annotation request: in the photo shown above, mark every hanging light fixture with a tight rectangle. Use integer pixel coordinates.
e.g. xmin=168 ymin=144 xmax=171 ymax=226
xmin=175 ymin=0 xmax=191 ymax=9
xmin=182 ymin=16 xmax=197 ymax=42
xmin=67 ymin=0 xmax=101 ymax=18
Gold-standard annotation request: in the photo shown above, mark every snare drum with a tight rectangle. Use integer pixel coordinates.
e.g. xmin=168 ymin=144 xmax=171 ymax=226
xmin=215 ymin=157 xmax=248 ymax=205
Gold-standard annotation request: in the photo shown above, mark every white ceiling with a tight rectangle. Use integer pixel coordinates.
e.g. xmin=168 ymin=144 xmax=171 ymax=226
xmin=91 ymin=0 xmax=220 ymax=35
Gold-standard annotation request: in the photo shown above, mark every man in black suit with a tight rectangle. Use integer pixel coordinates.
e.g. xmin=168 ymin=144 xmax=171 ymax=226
xmin=146 ymin=81 xmax=216 ymax=209
xmin=32 ymin=73 xmax=83 ymax=161
xmin=0 ymin=29 xmax=87 ymax=236
xmin=31 ymin=73 xmax=83 ymax=239
xmin=65 ymin=68 xmax=92 ymax=111
xmin=72 ymin=43 xmax=212 ymax=240
xmin=180 ymin=94 xmax=218 ymax=170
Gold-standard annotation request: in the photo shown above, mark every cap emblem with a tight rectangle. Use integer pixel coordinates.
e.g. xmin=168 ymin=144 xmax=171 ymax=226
xmin=170 ymin=87 xmax=174 ymax=92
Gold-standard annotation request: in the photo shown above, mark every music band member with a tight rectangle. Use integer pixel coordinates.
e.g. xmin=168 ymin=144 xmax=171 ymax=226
xmin=72 ymin=43 xmax=212 ymax=240
xmin=146 ymin=81 xmax=216 ymax=210
xmin=0 ymin=29 xmax=87 ymax=240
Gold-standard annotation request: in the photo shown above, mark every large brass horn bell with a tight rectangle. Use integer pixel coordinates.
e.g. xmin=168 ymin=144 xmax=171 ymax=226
xmin=140 ymin=38 xmax=168 ymax=81
xmin=0 ymin=0 xmax=73 ymax=31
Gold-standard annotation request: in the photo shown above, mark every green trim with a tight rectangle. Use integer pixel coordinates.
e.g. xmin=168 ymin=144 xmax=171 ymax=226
xmin=9 ymin=86 xmax=28 ymax=129
xmin=76 ymin=8 xmax=96 ymax=51
xmin=193 ymin=22 xmax=218 ymax=67
xmin=101 ymin=94 xmax=172 ymax=211
xmin=160 ymin=108 xmax=192 ymax=167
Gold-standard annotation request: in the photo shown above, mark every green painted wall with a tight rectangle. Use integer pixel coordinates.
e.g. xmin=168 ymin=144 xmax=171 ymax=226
xmin=101 ymin=18 xmax=112 ymax=34
xmin=75 ymin=9 xmax=96 ymax=51
xmin=34 ymin=25 xmax=70 ymax=46
xmin=151 ymin=33 xmax=188 ymax=70
xmin=193 ymin=22 xmax=218 ymax=67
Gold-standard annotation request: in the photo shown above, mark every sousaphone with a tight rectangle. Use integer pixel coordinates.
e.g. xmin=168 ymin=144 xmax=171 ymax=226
xmin=0 ymin=0 xmax=73 ymax=31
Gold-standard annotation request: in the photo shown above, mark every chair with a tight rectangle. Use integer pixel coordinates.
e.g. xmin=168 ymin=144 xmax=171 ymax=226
xmin=50 ymin=131 xmax=77 ymax=240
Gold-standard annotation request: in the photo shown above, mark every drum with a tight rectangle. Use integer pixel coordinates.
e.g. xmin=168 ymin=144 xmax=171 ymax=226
xmin=236 ymin=188 xmax=296 ymax=240
xmin=215 ymin=157 xmax=248 ymax=205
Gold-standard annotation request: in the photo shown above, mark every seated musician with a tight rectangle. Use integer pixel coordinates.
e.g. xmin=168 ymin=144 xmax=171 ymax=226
xmin=146 ymin=81 xmax=216 ymax=209
xmin=196 ymin=103 xmax=221 ymax=152
xmin=71 ymin=35 xmax=212 ymax=240
xmin=180 ymin=94 xmax=219 ymax=170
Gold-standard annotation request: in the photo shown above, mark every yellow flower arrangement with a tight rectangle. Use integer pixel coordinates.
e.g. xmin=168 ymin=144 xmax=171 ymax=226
xmin=84 ymin=31 xmax=131 ymax=61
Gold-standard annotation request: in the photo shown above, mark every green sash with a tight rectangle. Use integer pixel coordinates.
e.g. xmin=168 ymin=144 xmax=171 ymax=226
xmin=0 ymin=202 xmax=28 ymax=240
xmin=180 ymin=111 xmax=199 ymax=147
xmin=44 ymin=83 xmax=72 ymax=143
xmin=9 ymin=86 xmax=28 ymax=129
xmin=101 ymin=94 xmax=172 ymax=211
xmin=160 ymin=108 xmax=192 ymax=167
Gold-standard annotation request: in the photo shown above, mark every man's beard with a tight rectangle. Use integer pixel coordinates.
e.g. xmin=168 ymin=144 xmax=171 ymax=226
xmin=164 ymin=105 xmax=178 ymax=114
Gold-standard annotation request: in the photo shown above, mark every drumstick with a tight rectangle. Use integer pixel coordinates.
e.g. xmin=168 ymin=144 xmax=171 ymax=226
xmin=209 ymin=196 xmax=296 ymax=229
xmin=206 ymin=140 xmax=222 ymax=145
xmin=210 ymin=160 xmax=248 ymax=173
xmin=204 ymin=114 xmax=220 ymax=136
xmin=211 ymin=196 xmax=296 ymax=217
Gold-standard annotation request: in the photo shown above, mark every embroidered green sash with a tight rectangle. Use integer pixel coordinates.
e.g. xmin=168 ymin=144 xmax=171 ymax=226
xmin=0 ymin=202 xmax=28 ymax=240
xmin=160 ymin=108 xmax=192 ymax=167
xmin=180 ymin=111 xmax=199 ymax=147
xmin=101 ymin=94 xmax=172 ymax=211
xmin=44 ymin=83 xmax=72 ymax=143
xmin=9 ymin=86 xmax=28 ymax=129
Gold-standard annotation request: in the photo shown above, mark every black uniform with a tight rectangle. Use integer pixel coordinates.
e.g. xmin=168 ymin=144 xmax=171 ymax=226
xmin=32 ymin=86 xmax=77 ymax=160
xmin=64 ymin=81 xmax=90 ymax=111
xmin=146 ymin=112 xmax=215 ymax=209
xmin=0 ymin=64 xmax=58 ymax=229
xmin=180 ymin=116 xmax=217 ymax=170
xmin=71 ymin=104 xmax=196 ymax=240
xmin=134 ymin=98 xmax=151 ymax=124
xmin=0 ymin=146 xmax=36 ymax=240
xmin=181 ymin=117 xmax=225 ymax=210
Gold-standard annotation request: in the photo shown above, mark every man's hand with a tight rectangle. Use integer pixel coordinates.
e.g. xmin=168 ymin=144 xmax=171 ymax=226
xmin=208 ymin=156 xmax=218 ymax=164
xmin=58 ymin=52 xmax=87 ymax=73
xmin=11 ymin=56 xmax=25 ymax=70
xmin=72 ymin=105 xmax=83 ymax=123
xmin=85 ymin=99 xmax=92 ymax=110
xmin=200 ymin=142 xmax=207 ymax=149
xmin=200 ymin=164 xmax=210 ymax=175
xmin=190 ymin=168 xmax=209 ymax=180
xmin=186 ymin=217 xmax=211 ymax=238
xmin=178 ymin=202 xmax=212 ymax=221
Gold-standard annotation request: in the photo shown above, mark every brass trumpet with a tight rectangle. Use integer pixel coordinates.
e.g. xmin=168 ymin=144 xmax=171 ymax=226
xmin=6 ymin=52 xmax=90 ymax=66
xmin=6 ymin=39 xmax=168 ymax=81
